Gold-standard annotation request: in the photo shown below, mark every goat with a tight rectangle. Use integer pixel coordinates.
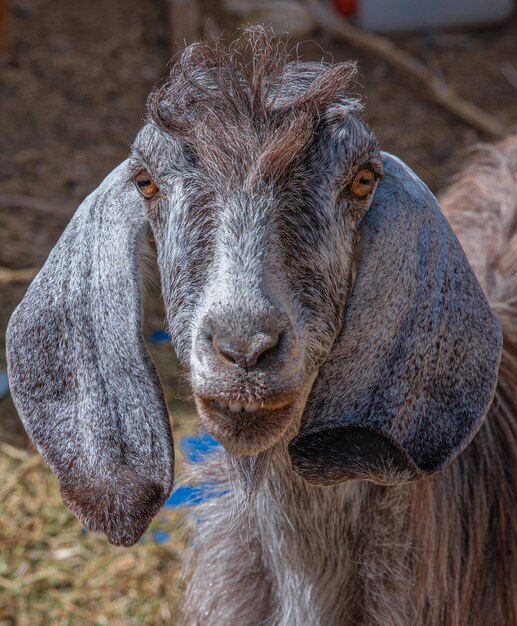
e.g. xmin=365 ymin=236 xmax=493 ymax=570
xmin=6 ymin=29 xmax=517 ymax=625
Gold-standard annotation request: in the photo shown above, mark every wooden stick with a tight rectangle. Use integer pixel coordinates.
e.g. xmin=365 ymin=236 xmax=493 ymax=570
xmin=0 ymin=266 xmax=39 ymax=285
xmin=305 ymin=0 xmax=507 ymax=139
xmin=0 ymin=442 xmax=31 ymax=461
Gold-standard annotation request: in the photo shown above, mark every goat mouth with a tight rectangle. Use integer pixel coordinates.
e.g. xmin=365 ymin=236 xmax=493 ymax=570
xmin=195 ymin=395 xmax=296 ymax=456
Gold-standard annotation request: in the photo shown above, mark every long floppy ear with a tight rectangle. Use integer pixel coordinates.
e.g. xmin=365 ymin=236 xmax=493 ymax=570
xmin=6 ymin=161 xmax=174 ymax=546
xmin=289 ymin=152 xmax=502 ymax=486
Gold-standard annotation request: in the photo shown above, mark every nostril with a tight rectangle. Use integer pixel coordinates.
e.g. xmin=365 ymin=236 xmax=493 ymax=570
xmin=213 ymin=331 xmax=280 ymax=369
xmin=214 ymin=338 xmax=245 ymax=367
xmin=247 ymin=331 xmax=280 ymax=367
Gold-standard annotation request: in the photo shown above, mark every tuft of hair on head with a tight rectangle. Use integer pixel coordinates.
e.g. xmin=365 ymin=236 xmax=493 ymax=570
xmin=147 ymin=26 xmax=360 ymax=187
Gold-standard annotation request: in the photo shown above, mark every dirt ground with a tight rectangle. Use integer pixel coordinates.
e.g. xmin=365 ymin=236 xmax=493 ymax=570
xmin=0 ymin=0 xmax=516 ymax=622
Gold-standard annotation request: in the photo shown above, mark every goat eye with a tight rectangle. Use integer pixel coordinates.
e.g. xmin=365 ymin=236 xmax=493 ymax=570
xmin=134 ymin=171 xmax=159 ymax=199
xmin=350 ymin=168 xmax=376 ymax=198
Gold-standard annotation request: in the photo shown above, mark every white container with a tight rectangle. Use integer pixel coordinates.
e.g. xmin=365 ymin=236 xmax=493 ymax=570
xmin=350 ymin=0 xmax=515 ymax=33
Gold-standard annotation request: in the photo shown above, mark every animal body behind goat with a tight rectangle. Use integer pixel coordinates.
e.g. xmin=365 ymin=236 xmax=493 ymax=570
xmin=5 ymin=29 xmax=516 ymax=625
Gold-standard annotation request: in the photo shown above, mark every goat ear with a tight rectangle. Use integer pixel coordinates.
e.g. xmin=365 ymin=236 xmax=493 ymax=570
xmin=6 ymin=161 xmax=174 ymax=546
xmin=289 ymin=152 xmax=502 ymax=486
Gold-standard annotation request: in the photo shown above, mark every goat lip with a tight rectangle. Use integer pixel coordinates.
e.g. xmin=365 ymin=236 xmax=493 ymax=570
xmin=199 ymin=396 xmax=294 ymax=415
xmin=194 ymin=395 xmax=296 ymax=455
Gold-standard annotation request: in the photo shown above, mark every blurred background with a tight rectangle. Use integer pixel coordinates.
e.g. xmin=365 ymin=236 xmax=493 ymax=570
xmin=0 ymin=0 xmax=516 ymax=623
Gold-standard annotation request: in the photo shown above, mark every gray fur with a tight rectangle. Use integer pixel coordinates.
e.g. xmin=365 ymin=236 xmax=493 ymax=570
xmin=5 ymin=29 xmax=511 ymax=624
xmin=6 ymin=162 xmax=174 ymax=547
xmin=289 ymin=153 xmax=502 ymax=485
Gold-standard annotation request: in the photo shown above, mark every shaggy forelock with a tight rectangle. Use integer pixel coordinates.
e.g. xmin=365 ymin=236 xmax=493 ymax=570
xmin=147 ymin=27 xmax=360 ymax=186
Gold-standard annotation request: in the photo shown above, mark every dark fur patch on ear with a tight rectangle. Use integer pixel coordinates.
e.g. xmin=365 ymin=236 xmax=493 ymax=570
xmin=60 ymin=468 xmax=169 ymax=547
xmin=289 ymin=426 xmax=422 ymax=486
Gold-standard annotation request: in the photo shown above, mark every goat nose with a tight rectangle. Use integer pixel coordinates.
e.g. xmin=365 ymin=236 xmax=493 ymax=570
xmin=213 ymin=331 xmax=279 ymax=369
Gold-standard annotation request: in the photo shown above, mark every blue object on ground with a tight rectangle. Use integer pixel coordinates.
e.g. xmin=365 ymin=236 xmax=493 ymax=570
xmin=165 ymin=483 xmax=227 ymax=508
xmin=148 ymin=329 xmax=172 ymax=344
xmin=181 ymin=433 xmax=221 ymax=463
xmin=151 ymin=529 xmax=171 ymax=544
xmin=0 ymin=371 xmax=9 ymax=400
xmin=164 ymin=433 xmax=225 ymax=509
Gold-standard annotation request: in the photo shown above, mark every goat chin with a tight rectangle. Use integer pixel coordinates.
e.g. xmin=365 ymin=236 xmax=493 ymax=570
xmin=180 ymin=137 xmax=517 ymax=626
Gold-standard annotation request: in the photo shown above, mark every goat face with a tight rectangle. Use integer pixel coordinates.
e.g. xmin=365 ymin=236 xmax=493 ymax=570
xmin=6 ymin=30 xmax=503 ymax=545
xmin=130 ymin=115 xmax=382 ymax=457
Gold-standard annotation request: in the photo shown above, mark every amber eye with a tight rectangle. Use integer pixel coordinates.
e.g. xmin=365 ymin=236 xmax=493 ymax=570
xmin=134 ymin=171 xmax=159 ymax=199
xmin=350 ymin=168 xmax=376 ymax=198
